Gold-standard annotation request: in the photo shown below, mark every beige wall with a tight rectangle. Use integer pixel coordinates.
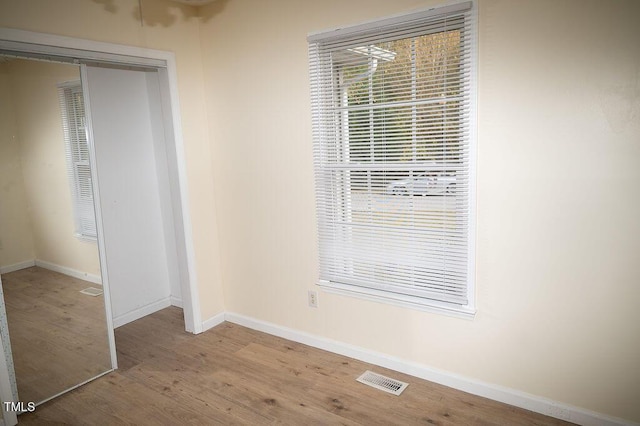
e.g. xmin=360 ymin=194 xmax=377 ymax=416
xmin=199 ymin=0 xmax=640 ymax=422
xmin=0 ymin=0 xmax=225 ymax=317
xmin=2 ymin=0 xmax=639 ymax=422
xmin=0 ymin=63 xmax=35 ymax=268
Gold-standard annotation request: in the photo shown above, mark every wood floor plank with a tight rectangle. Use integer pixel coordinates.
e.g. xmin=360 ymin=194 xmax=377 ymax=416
xmin=15 ymin=306 xmax=573 ymax=425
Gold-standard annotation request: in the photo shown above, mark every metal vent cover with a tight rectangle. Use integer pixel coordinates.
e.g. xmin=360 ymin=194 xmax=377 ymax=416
xmin=80 ymin=287 xmax=103 ymax=297
xmin=356 ymin=370 xmax=408 ymax=396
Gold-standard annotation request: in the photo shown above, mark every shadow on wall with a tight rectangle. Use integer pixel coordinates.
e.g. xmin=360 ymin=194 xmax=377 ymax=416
xmin=92 ymin=0 xmax=229 ymax=27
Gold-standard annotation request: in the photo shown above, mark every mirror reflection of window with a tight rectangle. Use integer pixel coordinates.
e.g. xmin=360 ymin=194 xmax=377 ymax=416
xmin=58 ymin=82 xmax=97 ymax=241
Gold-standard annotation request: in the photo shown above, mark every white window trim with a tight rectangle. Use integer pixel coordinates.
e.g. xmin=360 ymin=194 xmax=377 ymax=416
xmin=319 ymin=280 xmax=476 ymax=319
xmin=309 ymin=1 xmax=478 ymax=317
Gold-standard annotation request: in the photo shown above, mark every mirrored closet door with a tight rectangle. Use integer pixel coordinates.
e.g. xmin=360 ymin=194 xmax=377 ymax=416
xmin=0 ymin=57 xmax=112 ymax=406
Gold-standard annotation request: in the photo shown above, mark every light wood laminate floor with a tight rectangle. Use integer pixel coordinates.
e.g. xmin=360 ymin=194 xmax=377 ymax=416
xmin=16 ymin=306 xmax=572 ymax=425
xmin=2 ymin=266 xmax=111 ymax=404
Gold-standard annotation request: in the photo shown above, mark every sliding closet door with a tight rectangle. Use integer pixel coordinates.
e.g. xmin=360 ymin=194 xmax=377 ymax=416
xmin=83 ymin=65 xmax=180 ymax=327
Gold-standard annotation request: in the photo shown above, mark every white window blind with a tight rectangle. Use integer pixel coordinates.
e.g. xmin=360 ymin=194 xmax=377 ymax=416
xmin=58 ymin=81 xmax=97 ymax=241
xmin=308 ymin=2 xmax=475 ymax=311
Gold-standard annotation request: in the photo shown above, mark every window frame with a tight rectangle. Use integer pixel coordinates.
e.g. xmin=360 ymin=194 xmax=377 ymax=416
xmin=308 ymin=1 xmax=477 ymax=318
xmin=58 ymin=80 xmax=97 ymax=243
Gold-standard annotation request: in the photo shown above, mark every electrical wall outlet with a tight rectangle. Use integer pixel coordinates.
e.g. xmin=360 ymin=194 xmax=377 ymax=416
xmin=308 ymin=290 xmax=318 ymax=308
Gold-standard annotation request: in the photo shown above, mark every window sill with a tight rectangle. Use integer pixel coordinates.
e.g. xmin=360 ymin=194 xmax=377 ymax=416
xmin=318 ymin=280 xmax=476 ymax=320
xmin=74 ymin=233 xmax=97 ymax=244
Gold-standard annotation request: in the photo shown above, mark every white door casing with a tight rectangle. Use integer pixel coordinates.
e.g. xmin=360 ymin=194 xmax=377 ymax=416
xmin=0 ymin=343 xmax=18 ymax=425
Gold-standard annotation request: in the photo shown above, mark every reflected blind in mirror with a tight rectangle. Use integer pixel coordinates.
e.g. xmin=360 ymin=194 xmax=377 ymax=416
xmin=58 ymin=81 xmax=97 ymax=241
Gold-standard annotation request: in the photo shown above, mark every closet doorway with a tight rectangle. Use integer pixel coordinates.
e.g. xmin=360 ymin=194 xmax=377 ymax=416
xmin=0 ymin=28 xmax=201 ymax=421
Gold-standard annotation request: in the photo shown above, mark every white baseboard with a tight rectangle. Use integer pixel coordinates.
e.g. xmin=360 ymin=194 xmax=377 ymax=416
xmin=201 ymin=312 xmax=226 ymax=332
xmin=224 ymin=312 xmax=633 ymax=426
xmin=34 ymin=259 xmax=102 ymax=285
xmin=170 ymin=296 xmax=183 ymax=308
xmin=0 ymin=260 xmax=35 ymax=275
xmin=113 ymin=297 xmax=172 ymax=328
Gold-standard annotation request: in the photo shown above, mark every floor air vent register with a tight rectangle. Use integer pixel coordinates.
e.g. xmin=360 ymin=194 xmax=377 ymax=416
xmin=356 ymin=370 xmax=409 ymax=396
xmin=80 ymin=287 xmax=103 ymax=297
